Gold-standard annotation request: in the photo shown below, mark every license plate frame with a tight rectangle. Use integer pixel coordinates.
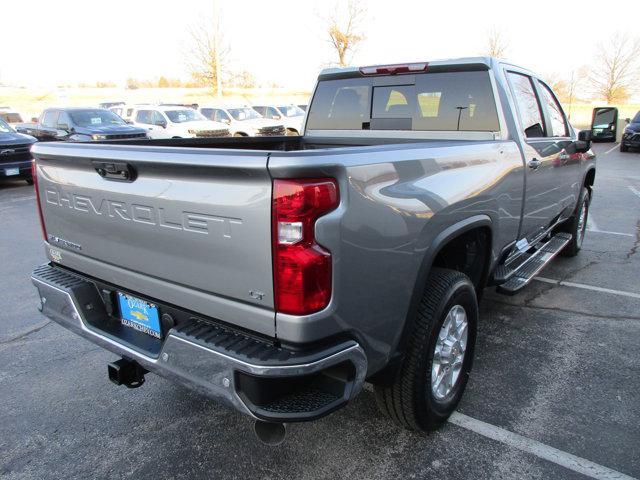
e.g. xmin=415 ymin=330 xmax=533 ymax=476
xmin=4 ymin=168 xmax=19 ymax=176
xmin=117 ymin=292 xmax=162 ymax=339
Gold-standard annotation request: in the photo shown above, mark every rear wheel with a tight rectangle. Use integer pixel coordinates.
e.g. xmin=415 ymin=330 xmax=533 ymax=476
xmin=374 ymin=268 xmax=477 ymax=431
xmin=25 ymin=176 xmax=34 ymax=186
xmin=561 ymin=187 xmax=590 ymax=257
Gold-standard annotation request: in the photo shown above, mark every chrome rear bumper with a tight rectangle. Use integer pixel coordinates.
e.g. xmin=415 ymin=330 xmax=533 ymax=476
xmin=31 ymin=264 xmax=367 ymax=422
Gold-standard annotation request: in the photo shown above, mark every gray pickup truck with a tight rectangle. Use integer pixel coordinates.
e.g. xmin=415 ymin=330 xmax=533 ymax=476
xmin=30 ymin=57 xmax=595 ymax=443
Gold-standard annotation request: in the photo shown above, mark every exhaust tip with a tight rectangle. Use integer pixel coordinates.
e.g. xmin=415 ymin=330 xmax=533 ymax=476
xmin=253 ymin=420 xmax=286 ymax=446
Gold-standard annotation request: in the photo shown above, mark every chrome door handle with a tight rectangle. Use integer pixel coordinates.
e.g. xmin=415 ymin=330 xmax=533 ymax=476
xmin=528 ymin=158 xmax=541 ymax=170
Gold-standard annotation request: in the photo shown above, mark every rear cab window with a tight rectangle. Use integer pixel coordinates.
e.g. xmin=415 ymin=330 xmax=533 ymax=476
xmin=306 ymin=70 xmax=500 ymax=133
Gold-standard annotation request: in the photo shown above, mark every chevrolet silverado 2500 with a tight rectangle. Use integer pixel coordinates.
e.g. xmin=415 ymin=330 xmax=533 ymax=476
xmin=30 ymin=57 xmax=595 ymax=442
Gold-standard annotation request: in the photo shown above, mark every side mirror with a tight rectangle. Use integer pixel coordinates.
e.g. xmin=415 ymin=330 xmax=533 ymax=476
xmin=575 ymin=130 xmax=592 ymax=153
xmin=625 ymin=118 xmax=631 ymax=124
xmin=57 ymin=123 xmax=70 ymax=132
xmin=222 ymin=118 xmax=231 ymax=124
xmin=273 ymin=114 xmax=282 ymax=120
xmin=155 ymin=121 xmax=167 ymax=128
xmin=125 ymin=119 xmax=133 ymax=124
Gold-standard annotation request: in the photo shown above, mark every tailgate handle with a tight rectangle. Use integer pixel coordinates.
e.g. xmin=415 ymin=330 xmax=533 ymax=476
xmin=92 ymin=161 xmax=137 ymax=182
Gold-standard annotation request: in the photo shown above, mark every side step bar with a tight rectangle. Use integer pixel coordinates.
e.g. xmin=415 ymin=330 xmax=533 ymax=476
xmin=496 ymin=232 xmax=572 ymax=295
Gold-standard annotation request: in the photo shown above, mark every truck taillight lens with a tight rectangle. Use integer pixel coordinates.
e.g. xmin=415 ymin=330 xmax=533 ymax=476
xmin=272 ymin=178 xmax=339 ymax=315
xmin=31 ymin=160 xmax=48 ymax=241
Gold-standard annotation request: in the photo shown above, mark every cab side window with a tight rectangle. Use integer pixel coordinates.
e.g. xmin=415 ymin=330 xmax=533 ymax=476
xmin=135 ymin=110 xmax=152 ymax=124
xmin=507 ymin=72 xmax=545 ymax=138
xmin=266 ymin=107 xmax=280 ymax=119
xmin=41 ymin=111 xmax=59 ymax=128
xmin=57 ymin=111 xmax=72 ymax=128
xmin=214 ymin=110 xmax=230 ymax=123
xmin=151 ymin=111 xmax=166 ymax=126
xmin=539 ymin=82 xmax=568 ymax=137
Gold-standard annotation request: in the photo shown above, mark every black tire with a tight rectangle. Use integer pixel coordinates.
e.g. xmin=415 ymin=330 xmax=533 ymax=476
xmin=233 ymin=132 xmax=246 ymax=137
xmin=561 ymin=187 xmax=590 ymax=257
xmin=620 ymin=143 xmax=629 ymax=152
xmin=25 ymin=176 xmax=34 ymax=185
xmin=374 ymin=268 xmax=478 ymax=431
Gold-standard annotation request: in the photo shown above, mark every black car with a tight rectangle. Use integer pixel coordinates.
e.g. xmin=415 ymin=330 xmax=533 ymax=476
xmin=621 ymin=111 xmax=640 ymax=152
xmin=18 ymin=108 xmax=147 ymax=142
xmin=0 ymin=118 xmax=37 ymax=185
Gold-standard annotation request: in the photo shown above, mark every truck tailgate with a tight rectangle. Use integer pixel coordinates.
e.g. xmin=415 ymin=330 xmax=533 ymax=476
xmin=32 ymin=142 xmax=275 ymax=335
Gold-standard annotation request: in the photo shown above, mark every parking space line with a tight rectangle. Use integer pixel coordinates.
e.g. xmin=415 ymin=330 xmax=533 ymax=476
xmin=603 ymin=143 xmax=620 ymax=155
xmin=586 ymin=215 xmax=633 ymax=237
xmin=628 ymin=186 xmax=640 ymax=199
xmin=587 ymin=229 xmax=634 ymax=237
xmin=449 ymin=412 xmax=637 ymax=480
xmin=535 ymin=277 xmax=640 ymax=300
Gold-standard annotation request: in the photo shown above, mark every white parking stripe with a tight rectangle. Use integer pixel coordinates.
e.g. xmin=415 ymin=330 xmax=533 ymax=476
xmin=629 ymin=186 xmax=640 ymax=199
xmin=535 ymin=277 xmax=640 ymax=300
xmin=603 ymin=143 xmax=620 ymax=155
xmin=604 ymin=143 xmax=620 ymax=154
xmin=449 ymin=412 xmax=637 ymax=480
xmin=586 ymin=214 xmax=633 ymax=237
xmin=587 ymin=229 xmax=634 ymax=237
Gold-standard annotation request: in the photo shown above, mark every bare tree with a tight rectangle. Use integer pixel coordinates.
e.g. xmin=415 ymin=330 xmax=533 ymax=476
xmin=588 ymin=33 xmax=640 ymax=103
xmin=324 ymin=0 xmax=366 ymax=67
xmin=186 ymin=12 xmax=229 ymax=95
xmin=484 ymin=27 xmax=508 ymax=58
xmin=544 ymin=68 xmax=587 ymax=119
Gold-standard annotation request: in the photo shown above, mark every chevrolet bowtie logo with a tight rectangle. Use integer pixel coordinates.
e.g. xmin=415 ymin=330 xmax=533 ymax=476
xmin=0 ymin=149 xmax=16 ymax=155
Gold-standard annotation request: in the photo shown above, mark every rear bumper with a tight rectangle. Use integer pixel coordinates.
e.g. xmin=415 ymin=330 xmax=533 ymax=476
xmin=31 ymin=264 xmax=367 ymax=422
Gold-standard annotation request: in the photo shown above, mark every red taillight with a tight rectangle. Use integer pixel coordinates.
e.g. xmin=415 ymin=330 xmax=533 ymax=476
xmin=272 ymin=178 xmax=339 ymax=315
xmin=31 ymin=160 xmax=48 ymax=241
xmin=359 ymin=62 xmax=428 ymax=76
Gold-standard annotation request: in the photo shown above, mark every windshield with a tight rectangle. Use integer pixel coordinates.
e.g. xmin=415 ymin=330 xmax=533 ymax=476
xmin=278 ymin=105 xmax=305 ymax=117
xmin=228 ymin=108 xmax=262 ymax=121
xmin=0 ymin=118 xmax=13 ymax=133
xmin=69 ymin=109 xmax=126 ymax=127
xmin=165 ymin=109 xmax=206 ymax=123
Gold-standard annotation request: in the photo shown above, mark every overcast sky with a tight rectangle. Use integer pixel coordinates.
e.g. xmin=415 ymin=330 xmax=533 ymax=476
xmin=1 ymin=0 xmax=637 ymax=90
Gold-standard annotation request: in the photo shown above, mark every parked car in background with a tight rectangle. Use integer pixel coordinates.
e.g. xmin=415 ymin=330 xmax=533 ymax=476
xmin=129 ymin=105 xmax=230 ymax=139
xmin=16 ymin=108 xmax=147 ymax=142
xmin=198 ymin=106 xmax=285 ymax=136
xmin=252 ymin=105 xmax=305 ymax=135
xmin=99 ymin=101 xmax=125 ymax=110
xmin=620 ymin=111 xmax=640 ymax=152
xmin=0 ymin=118 xmax=36 ymax=184
xmin=298 ymin=104 xmax=307 ymax=111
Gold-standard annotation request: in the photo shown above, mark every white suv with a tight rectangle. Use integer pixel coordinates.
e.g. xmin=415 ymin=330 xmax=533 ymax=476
xmin=252 ymin=105 xmax=305 ymax=135
xmin=130 ymin=106 xmax=230 ymax=139
xmin=198 ymin=106 xmax=285 ymax=137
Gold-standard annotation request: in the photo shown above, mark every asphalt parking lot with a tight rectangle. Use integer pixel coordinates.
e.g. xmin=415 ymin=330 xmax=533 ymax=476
xmin=1 ymin=143 xmax=639 ymax=480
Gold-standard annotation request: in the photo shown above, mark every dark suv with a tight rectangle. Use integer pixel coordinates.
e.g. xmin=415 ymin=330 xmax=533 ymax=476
xmin=0 ymin=118 xmax=36 ymax=185
xmin=621 ymin=111 xmax=640 ymax=152
xmin=18 ymin=108 xmax=147 ymax=142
